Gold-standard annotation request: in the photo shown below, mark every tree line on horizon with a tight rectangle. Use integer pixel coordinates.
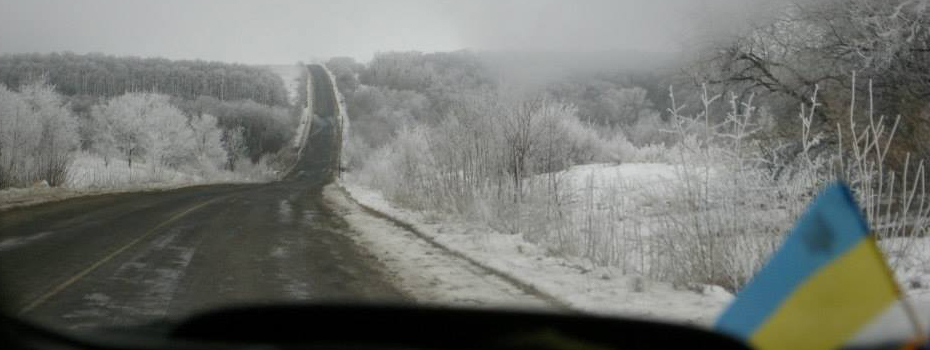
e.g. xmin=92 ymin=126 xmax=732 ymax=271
xmin=0 ymin=52 xmax=289 ymax=107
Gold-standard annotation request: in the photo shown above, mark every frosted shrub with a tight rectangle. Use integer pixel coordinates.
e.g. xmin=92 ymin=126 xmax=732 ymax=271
xmin=646 ymin=87 xmax=808 ymax=291
xmin=628 ymin=110 xmax=673 ymax=146
xmin=630 ymin=143 xmax=671 ymax=163
xmin=189 ymin=113 xmax=228 ymax=174
xmin=600 ymin=133 xmax=671 ymax=164
xmin=343 ymin=134 xmax=373 ymax=172
xmin=0 ymin=84 xmax=39 ymax=188
xmin=0 ymin=82 xmax=79 ymax=188
xmin=354 ymin=147 xmax=394 ymax=193
xmin=831 ymin=78 xmax=930 ymax=270
xmin=602 ymin=134 xmax=637 ymax=163
xmin=354 ymin=125 xmax=435 ymax=210
xmin=654 ymin=81 xmax=930 ymax=292
xmin=232 ymin=154 xmax=276 ymax=181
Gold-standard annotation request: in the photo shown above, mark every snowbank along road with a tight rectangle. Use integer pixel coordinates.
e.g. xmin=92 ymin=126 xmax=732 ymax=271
xmin=0 ymin=65 xmax=409 ymax=330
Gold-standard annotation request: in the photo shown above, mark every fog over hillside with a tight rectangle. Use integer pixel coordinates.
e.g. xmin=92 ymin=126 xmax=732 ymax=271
xmin=0 ymin=0 xmax=783 ymax=63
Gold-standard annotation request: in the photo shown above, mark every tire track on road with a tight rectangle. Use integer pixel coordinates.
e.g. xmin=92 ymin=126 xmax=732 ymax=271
xmin=17 ymin=196 xmax=226 ymax=315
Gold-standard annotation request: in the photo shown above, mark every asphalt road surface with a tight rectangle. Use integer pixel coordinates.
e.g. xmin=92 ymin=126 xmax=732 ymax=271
xmin=0 ymin=65 xmax=407 ymax=330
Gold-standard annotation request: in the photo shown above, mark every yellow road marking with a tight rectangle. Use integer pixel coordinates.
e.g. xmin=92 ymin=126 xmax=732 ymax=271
xmin=18 ymin=197 xmax=223 ymax=315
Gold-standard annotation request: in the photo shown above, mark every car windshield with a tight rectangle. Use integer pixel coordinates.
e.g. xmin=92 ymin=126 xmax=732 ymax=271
xmin=1 ymin=0 xmax=929 ymax=348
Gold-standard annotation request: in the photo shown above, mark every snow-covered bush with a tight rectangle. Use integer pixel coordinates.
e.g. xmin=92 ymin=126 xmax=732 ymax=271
xmin=90 ymin=93 xmax=235 ymax=176
xmin=0 ymin=84 xmax=38 ymax=188
xmin=222 ymin=126 xmax=249 ymax=171
xmin=91 ymin=93 xmax=187 ymax=174
xmin=628 ymin=110 xmax=673 ymax=146
xmin=601 ymin=133 xmax=671 ymax=164
xmin=189 ymin=113 xmax=229 ymax=175
xmin=1 ymin=77 xmax=284 ymax=191
xmin=344 ymin=85 xmax=430 ymax=149
xmin=343 ymin=133 xmax=373 ymax=172
xmin=353 ymin=125 xmax=436 ymax=210
xmin=83 ymin=92 xmax=275 ymax=186
xmin=651 ymin=81 xmax=930 ymax=292
xmin=0 ymin=81 xmax=79 ymax=188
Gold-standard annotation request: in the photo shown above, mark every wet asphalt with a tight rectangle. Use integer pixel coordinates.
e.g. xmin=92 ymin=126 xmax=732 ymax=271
xmin=0 ymin=65 xmax=407 ymax=330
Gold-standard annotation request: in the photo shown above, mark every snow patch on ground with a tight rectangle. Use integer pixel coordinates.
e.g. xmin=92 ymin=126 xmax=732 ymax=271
xmin=63 ymin=227 xmax=196 ymax=329
xmin=552 ymin=163 xmax=678 ymax=188
xmin=0 ymin=231 xmax=54 ymax=252
xmin=321 ymin=64 xmax=350 ymax=169
xmin=292 ymin=66 xmax=312 ymax=151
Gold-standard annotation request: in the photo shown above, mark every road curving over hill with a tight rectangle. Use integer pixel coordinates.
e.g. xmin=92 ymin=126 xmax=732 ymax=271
xmin=0 ymin=65 xmax=407 ymax=330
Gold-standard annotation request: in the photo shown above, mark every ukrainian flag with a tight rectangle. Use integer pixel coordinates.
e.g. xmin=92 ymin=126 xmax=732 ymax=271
xmin=715 ymin=183 xmax=902 ymax=350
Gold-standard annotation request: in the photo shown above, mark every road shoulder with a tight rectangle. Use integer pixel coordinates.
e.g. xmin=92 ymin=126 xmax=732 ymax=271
xmin=323 ymin=184 xmax=551 ymax=310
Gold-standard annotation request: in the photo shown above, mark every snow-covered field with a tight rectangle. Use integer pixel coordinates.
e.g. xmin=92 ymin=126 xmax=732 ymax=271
xmin=548 ymin=163 xmax=677 ymax=190
xmin=338 ymin=161 xmax=930 ymax=343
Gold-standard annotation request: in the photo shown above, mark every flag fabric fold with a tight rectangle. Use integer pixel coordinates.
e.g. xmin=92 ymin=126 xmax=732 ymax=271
xmin=715 ymin=183 xmax=901 ymax=350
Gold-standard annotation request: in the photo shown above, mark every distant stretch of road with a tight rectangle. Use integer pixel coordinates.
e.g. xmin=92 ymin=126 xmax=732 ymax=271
xmin=0 ymin=65 xmax=406 ymax=330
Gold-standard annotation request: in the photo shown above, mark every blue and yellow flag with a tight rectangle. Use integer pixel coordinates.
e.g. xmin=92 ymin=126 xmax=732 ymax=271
xmin=716 ymin=183 xmax=901 ymax=350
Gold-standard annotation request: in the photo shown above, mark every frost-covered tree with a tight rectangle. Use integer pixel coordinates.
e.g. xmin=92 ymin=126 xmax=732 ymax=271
xmin=222 ymin=126 xmax=248 ymax=171
xmin=0 ymin=53 xmax=289 ymax=107
xmin=146 ymin=100 xmax=194 ymax=171
xmin=20 ymin=81 xmax=79 ymax=186
xmin=600 ymin=87 xmax=654 ymax=126
xmin=90 ymin=93 xmax=196 ymax=174
xmin=0 ymin=81 xmax=78 ymax=188
xmin=326 ymin=57 xmax=364 ymax=95
xmin=694 ymin=0 xmax=930 ymax=121
xmin=345 ymin=85 xmax=430 ymax=148
xmin=687 ymin=0 xmax=930 ymax=169
xmin=0 ymin=84 xmax=39 ymax=188
xmin=189 ymin=113 xmax=227 ymax=171
xmin=91 ymin=93 xmax=150 ymax=171
xmin=628 ymin=111 xmax=673 ymax=146
xmin=500 ymin=96 xmax=552 ymax=201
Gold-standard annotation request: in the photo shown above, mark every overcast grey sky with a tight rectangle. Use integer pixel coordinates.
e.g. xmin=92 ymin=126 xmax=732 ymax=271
xmin=0 ymin=0 xmax=768 ymax=64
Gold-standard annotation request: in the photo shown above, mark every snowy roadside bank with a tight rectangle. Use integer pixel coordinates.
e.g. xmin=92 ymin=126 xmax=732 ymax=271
xmin=320 ymin=64 xmax=350 ymax=170
xmin=0 ymin=176 xmax=261 ymax=212
xmin=334 ymin=179 xmax=733 ymax=327
xmin=1 ymin=184 xmax=193 ymax=211
xmin=323 ymin=184 xmax=552 ymax=310
xmin=1 ymin=145 xmax=281 ymax=211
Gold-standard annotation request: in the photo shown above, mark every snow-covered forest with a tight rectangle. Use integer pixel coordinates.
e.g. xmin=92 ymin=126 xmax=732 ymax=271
xmin=0 ymin=53 xmax=304 ymax=191
xmin=334 ymin=0 xmax=930 ymax=294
